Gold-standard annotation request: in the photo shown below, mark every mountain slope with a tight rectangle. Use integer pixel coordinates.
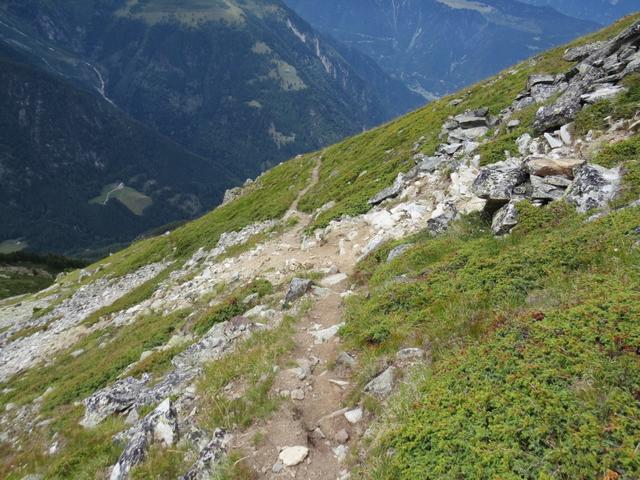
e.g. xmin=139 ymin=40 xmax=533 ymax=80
xmin=1 ymin=13 xmax=640 ymax=480
xmin=1 ymin=0 xmax=423 ymax=180
xmin=519 ymin=0 xmax=639 ymax=25
xmin=284 ymin=0 xmax=597 ymax=98
xmin=0 ymin=42 xmax=238 ymax=255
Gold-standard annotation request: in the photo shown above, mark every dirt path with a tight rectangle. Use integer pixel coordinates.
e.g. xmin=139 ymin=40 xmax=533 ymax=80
xmin=285 ymin=154 xmax=322 ymax=220
xmin=229 ymin=154 xmax=360 ymax=478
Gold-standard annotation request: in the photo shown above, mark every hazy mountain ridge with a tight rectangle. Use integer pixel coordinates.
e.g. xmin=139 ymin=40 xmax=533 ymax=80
xmin=518 ymin=0 xmax=639 ymax=25
xmin=284 ymin=0 xmax=598 ymax=98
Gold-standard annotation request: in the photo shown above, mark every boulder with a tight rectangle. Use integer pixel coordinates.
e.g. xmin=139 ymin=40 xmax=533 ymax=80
xmin=524 ymin=156 xmax=583 ymax=178
xmin=491 ymin=201 xmax=520 ymax=235
xmin=517 ymin=133 xmax=532 ymax=156
xmin=364 ymin=366 xmax=397 ymax=397
xmin=284 ymin=278 xmax=313 ymax=305
xmin=472 ymin=159 xmax=528 ymax=202
xmin=565 ymin=164 xmax=621 ymax=213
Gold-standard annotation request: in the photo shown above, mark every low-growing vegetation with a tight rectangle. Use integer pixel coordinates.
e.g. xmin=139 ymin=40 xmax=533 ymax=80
xmin=345 ymin=203 xmax=640 ymax=478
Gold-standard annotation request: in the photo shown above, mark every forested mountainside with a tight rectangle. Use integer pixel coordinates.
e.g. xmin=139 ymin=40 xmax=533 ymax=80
xmin=1 ymin=11 xmax=640 ymax=480
xmin=0 ymin=0 xmax=422 ymax=180
xmin=0 ymin=41 xmax=238 ymax=256
xmin=519 ymin=0 xmax=639 ymax=25
xmin=284 ymin=0 xmax=598 ymax=98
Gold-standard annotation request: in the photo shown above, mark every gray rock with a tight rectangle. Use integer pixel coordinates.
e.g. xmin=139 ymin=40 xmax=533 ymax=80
xmin=472 ymin=159 xmax=528 ymax=202
xmin=507 ymin=119 xmax=521 ymax=129
xmin=179 ymin=429 xmax=231 ymax=480
xmin=530 ymin=175 xmax=566 ymax=201
xmin=427 ymin=203 xmax=458 ymax=236
xmin=416 ymin=155 xmax=445 ymax=173
xmin=368 ymin=172 xmax=405 ymax=205
xmin=491 ymin=201 xmax=520 ymax=236
xmin=559 ymin=124 xmax=573 ymax=145
xmin=531 ymin=82 xmax=566 ymax=104
xmin=396 ymin=348 xmax=426 ymax=362
xmin=517 ymin=133 xmax=532 ymax=156
xmin=279 ymin=446 xmax=309 ymax=467
xmin=527 ymin=74 xmax=555 ymax=90
xmin=442 ymin=143 xmax=463 ymax=155
xmin=110 ymin=399 xmax=179 ymax=480
xmin=565 ymin=164 xmax=621 ymax=213
xmin=335 ymin=352 xmax=356 ymax=369
xmin=81 ymin=375 xmax=149 ymax=428
xmin=455 ymin=114 xmax=487 ymax=129
xmin=364 ymin=366 xmax=397 ymax=397
xmin=544 ymin=133 xmax=563 ymax=149
xmin=284 ymin=278 xmax=313 ymax=305
xmin=344 ymin=407 xmax=363 ymax=424
xmin=563 ymin=42 xmax=606 ymax=62
xmin=387 ymin=244 xmax=412 ymax=262
xmin=581 ymin=84 xmax=626 ymax=104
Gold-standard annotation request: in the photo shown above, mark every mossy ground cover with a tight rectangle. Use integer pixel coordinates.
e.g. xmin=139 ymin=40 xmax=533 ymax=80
xmin=345 ymin=203 xmax=640 ymax=479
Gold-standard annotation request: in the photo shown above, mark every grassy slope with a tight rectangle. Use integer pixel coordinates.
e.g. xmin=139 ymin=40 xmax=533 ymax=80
xmin=1 ymin=13 xmax=640 ymax=480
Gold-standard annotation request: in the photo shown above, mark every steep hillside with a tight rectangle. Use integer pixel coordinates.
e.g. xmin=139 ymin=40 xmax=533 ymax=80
xmin=0 ymin=42 xmax=237 ymax=255
xmin=284 ymin=0 xmax=597 ymax=99
xmin=1 ymin=0 xmax=423 ymax=181
xmin=519 ymin=0 xmax=639 ymax=25
xmin=1 ymin=14 xmax=640 ymax=480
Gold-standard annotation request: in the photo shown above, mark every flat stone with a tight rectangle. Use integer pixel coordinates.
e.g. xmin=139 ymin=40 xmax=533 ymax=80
xmin=279 ymin=446 xmax=309 ymax=467
xmin=559 ymin=124 xmax=573 ymax=145
xmin=530 ymin=175 xmax=566 ymax=201
xmin=320 ymin=273 xmax=348 ymax=287
xmin=344 ymin=408 xmax=363 ymax=424
xmin=311 ymin=323 xmax=344 ymax=344
xmin=581 ymin=85 xmax=626 ymax=104
xmin=544 ymin=133 xmax=563 ymax=149
xmin=455 ymin=114 xmax=487 ymax=129
xmin=525 ymin=156 xmax=583 ymax=178
xmin=527 ymin=74 xmax=555 ymax=90
xmin=507 ymin=119 xmax=521 ymax=129
xmin=396 ymin=348 xmax=426 ymax=361
xmin=472 ymin=159 xmax=528 ymax=202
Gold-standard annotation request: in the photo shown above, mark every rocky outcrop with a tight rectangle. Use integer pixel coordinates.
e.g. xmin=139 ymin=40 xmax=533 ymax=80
xmin=179 ymin=429 xmax=231 ymax=480
xmin=110 ymin=399 xmax=179 ymax=480
xmin=81 ymin=375 xmax=150 ymax=428
xmin=533 ymin=21 xmax=640 ymax=132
